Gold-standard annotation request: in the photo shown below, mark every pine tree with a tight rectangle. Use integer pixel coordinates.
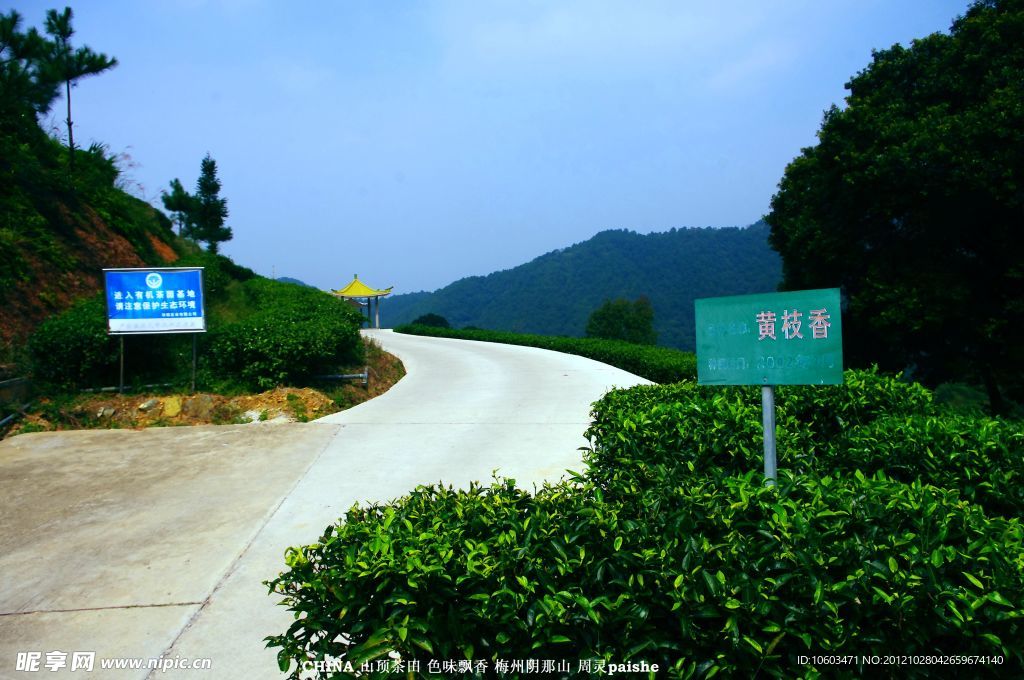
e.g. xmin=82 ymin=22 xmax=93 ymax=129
xmin=160 ymin=178 xmax=197 ymax=237
xmin=42 ymin=7 xmax=117 ymax=171
xmin=192 ymin=154 xmax=232 ymax=253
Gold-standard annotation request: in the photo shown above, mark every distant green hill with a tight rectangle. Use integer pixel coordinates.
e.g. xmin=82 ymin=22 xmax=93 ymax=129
xmin=384 ymin=222 xmax=781 ymax=351
xmin=276 ymin=276 xmax=315 ymax=288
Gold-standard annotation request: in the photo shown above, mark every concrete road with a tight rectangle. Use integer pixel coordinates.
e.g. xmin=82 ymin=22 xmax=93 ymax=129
xmin=0 ymin=330 xmax=649 ymax=679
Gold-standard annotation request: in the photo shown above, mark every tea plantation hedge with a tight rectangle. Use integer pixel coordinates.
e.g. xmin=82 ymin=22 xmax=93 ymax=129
xmin=203 ymin=278 xmax=363 ymax=390
xmin=267 ymin=368 xmax=1024 ymax=678
xmin=28 ymin=276 xmax=363 ymax=391
xmin=394 ymin=324 xmax=697 ymax=383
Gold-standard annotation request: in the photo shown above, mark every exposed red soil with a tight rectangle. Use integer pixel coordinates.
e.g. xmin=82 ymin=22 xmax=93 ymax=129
xmin=1 ymin=202 xmax=177 ymax=349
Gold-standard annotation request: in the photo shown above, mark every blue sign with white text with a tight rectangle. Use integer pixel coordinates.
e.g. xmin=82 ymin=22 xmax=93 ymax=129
xmin=104 ymin=268 xmax=206 ymax=334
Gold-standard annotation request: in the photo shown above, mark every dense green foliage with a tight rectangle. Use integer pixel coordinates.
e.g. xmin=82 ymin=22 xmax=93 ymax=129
xmin=204 ymin=278 xmax=363 ymax=390
xmin=585 ymin=297 xmax=656 ymax=346
xmin=161 ymin=154 xmax=233 ymax=253
xmin=386 ymin=223 xmax=780 ymax=351
xmin=267 ymin=368 xmax=1024 ymax=677
xmin=27 ymin=262 xmax=363 ymax=391
xmin=767 ymin=0 xmax=1024 ymax=412
xmin=410 ymin=313 xmax=450 ymax=328
xmin=395 ymin=324 xmax=697 ymax=384
xmin=26 ymin=294 xmax=117 ymax=389
xmin=586 ymin=370 xmax=1024 ymax=516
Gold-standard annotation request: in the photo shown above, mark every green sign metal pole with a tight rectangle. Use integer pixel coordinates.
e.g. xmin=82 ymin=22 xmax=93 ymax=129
xmin=696 ymin=288 xmax=844 ymax=484
xmin=761 ymin=385 xmax=777 ymax=485
xmin=191 ymin=334 xmax=197 ymax=394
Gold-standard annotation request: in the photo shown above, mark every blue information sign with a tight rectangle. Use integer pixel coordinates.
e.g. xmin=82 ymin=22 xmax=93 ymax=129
xmin=103 ymin=267 xmax=206 ymax=334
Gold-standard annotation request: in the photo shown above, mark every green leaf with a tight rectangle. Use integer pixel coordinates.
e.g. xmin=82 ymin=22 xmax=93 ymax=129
xmin=987 ymin=591 xmax=1014 ymax=608
xmin=962 ymin=572 xmax=984 ymax=590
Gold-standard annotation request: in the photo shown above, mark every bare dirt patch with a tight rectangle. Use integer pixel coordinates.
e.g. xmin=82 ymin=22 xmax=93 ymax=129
xmin=4 ymin=339 xmax=405 ymax=437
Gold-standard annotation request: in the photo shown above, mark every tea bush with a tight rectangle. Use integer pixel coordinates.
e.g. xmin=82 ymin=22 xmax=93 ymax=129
xmin=267 ymin=352 xmax=1024 ymax=677
xmin=27 ymin=276 xmax=363 ymax=391
xmin=267 ymin=472 xmax=1024 ymax=678
xmin=203 ymin=279 xmax=363 ymax=390
xmin=583 ymin=381 xmax=767 ymax=488
xmin=27 ymin=293 xmax=199 ymax=390
xmin=831 ymin=415 xmax=1024 ymax=516
xmin=774 ymin=367 xmax=935 ymax=440
xmin=27 ymin=294 xmax=117 ymax=389
xmin=583 ymin=368 xmax=936 ymax=489
xmin=395 ymin=324 xmax=697 ymax=384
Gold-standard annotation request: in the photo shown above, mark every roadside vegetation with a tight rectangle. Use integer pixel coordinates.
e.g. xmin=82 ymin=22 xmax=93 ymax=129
xmin=4 ymin=252 xmax=404 ymax=437
xmin=395 ymin=324 xmax=697 ymax=384
xmin=267 ymin=368 xmax=1024 ymax=677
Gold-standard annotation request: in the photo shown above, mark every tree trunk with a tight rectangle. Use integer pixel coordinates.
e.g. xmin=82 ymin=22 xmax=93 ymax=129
xmin=980 ymin=362 xmax=1006 ymax=417
xmin=65 ymin=78 xmax=74 ymax=171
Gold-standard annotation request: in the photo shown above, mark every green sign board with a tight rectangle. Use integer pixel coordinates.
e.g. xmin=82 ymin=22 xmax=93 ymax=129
xmin=695 ymin=288 xmax=843 ymax=385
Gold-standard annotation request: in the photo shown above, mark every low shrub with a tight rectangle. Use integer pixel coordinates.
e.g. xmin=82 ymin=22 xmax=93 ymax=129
xmin=267 ymin=472 xmax=1024 ymax=678
xmin=27 ymin=294 xmax=117 ymax=389
xmin=831 ymin=415 xmax=1024 ymax=516
xmin=774 ymin=366 xmax=935 ymax=440
xmin=583 ymin=381 xmax=767 ymax=488
xmin=584 ymin=368 xmax=941 ymax=490
xmin=27 ymin=293 xmax=198 ymax=391
xmin=27 ymin=275 xmax=362 ymax=392
xmin=395 ymin=324 xmax=697 ymax=384
xmin=204 ymin=279 xmax=363 ymax=390
xmin=410 ymin=313 xmax=450 ymax=328
xmin=267 ymin=340 xmax=1024 ymax=677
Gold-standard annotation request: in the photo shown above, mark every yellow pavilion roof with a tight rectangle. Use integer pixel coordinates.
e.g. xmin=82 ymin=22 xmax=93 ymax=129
xmin=332 ymin=275 xmax=393 ymax=298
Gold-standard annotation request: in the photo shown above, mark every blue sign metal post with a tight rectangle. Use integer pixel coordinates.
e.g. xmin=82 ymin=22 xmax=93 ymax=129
xmin=103 ymin=268 xmax=206 ymax=392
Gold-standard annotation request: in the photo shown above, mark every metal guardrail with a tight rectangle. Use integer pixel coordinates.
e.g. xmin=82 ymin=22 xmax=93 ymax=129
xmin=79 ymin=382 xmax=175 ymax=394
xmin=0 ymin=403 xmax=32 ymax=429
xmin=313 ymin=368 xmax=369 ymax=387
xmin=0 ymin=376 xmax=33 ymax=431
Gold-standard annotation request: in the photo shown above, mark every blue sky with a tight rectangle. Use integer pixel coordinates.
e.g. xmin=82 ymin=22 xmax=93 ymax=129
xmin=17 ymin=1 xmax=969 ymax=293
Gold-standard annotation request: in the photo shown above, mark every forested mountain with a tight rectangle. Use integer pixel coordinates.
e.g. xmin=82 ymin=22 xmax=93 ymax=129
xmin=385 ymin=222 xmax=781 ymax=351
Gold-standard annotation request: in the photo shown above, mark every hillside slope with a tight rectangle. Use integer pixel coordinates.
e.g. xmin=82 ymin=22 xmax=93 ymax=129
xmin=385 ymin=222 xmax=781 ymax=350
xmin=0 ymin=128 xmax=178 ymax=350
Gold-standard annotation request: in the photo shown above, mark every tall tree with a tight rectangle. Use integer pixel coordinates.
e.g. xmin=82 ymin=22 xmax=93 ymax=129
xmin=766 ymin=0 xmax=1024 ymax=412
xmin=586 ymin=297 xmax=657 ymax=345
xmin=192 ymin=154 xmax=232 ymax=253
xmin=43 ymin=7 xmax=116 ymax=170
xmin=160 ymin=178 xmax=197 ymax=238
xmin=0 ymin=10 xmax=59 ymax=133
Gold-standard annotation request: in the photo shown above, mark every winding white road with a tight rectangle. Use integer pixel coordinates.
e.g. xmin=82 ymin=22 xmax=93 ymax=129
xmin=0 ymin=330 xmax=649 ymax=679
